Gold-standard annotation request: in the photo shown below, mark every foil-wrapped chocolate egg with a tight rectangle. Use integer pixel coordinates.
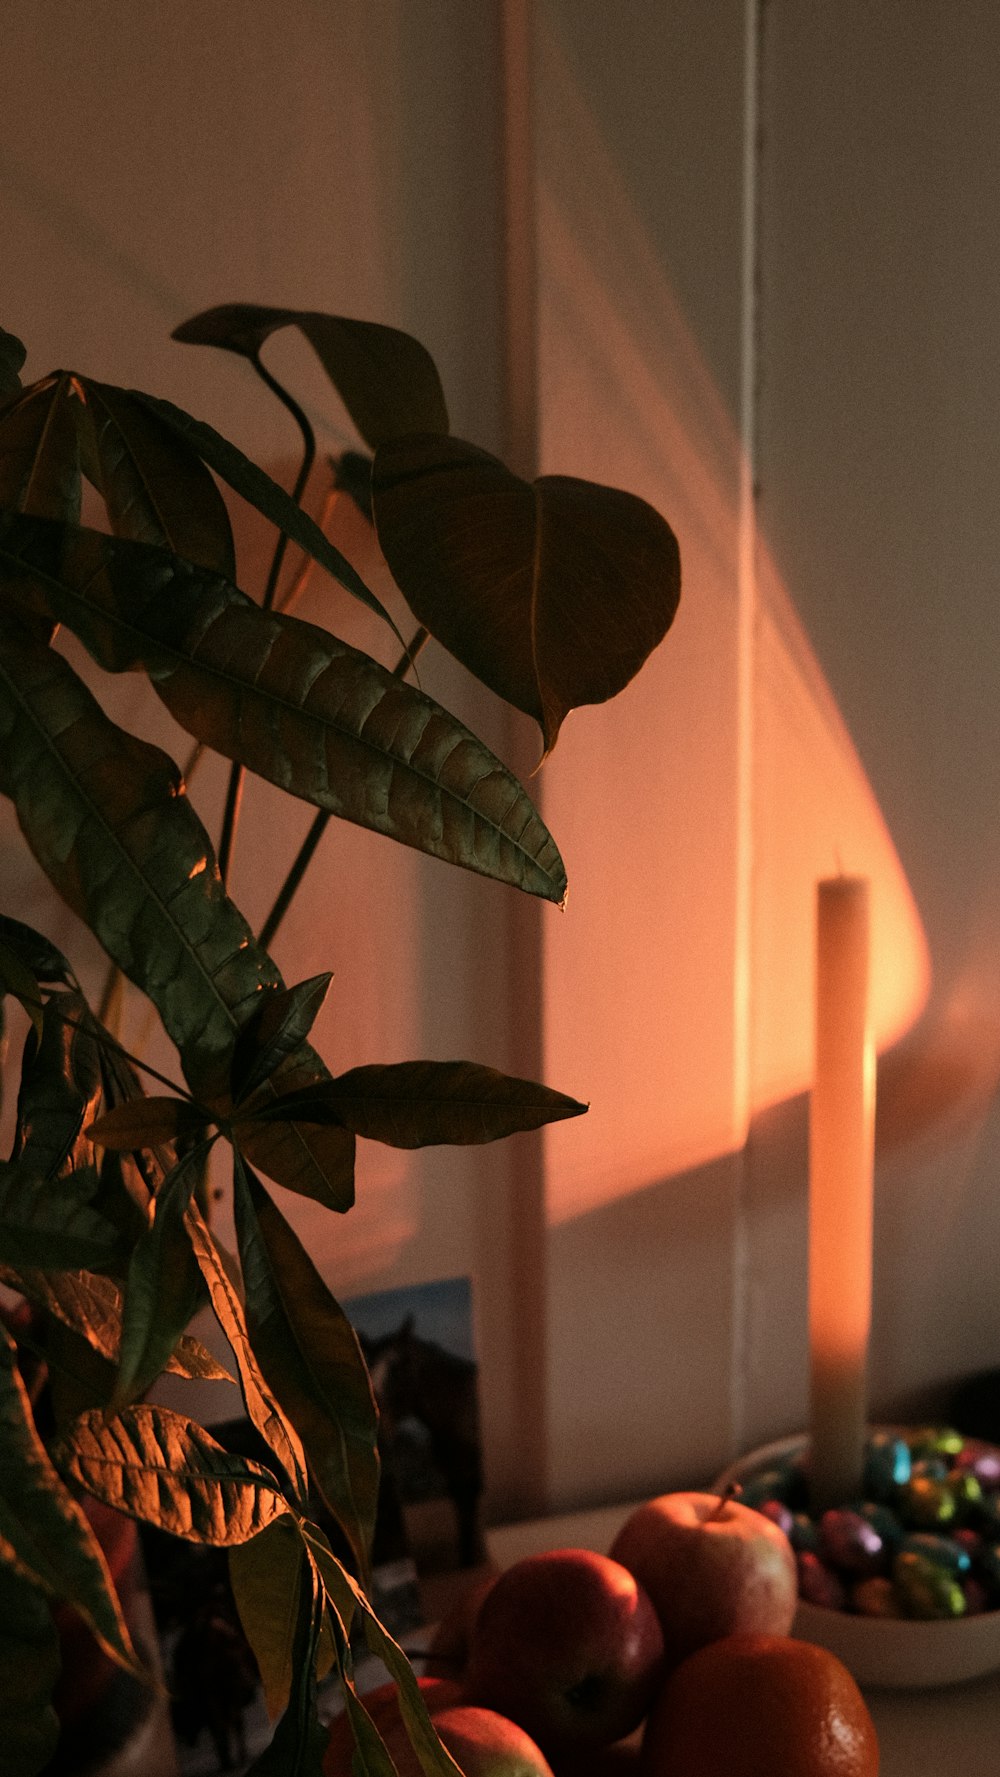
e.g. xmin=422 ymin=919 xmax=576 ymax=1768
xmin=899 ymin=1532 xmax=971 ymax=1576
xmin=863 ymin=1432 xmax=911 ymax=1499
xmin=789 ymin=1512 xmax=820 ymax=1554
xmin=899 ymin=1475 xmax=958 ymax=1528
xmin=819 ymin=1508 xmax=886 ymax=1576
xmin=946 ymin=1471 xmax=984 ymax=1519
xmin=853 ymin=1575 xmax=904 ymax=1618
xmin=911 ymin=1456 xmax=949 ymax=1482
xmin=894 ymin=1551 xmax=967 ymax=1619
xmin=757 ymin=1497 xmax=794 ymax=1536
xmin=857 ymin=1501 xmax=903 ymax=1551
xmin=797 ymin=1550 xmax=847 ymax=1610
xmin=956 ymin=1440 xmax=1000 ymax=1489
xmin=964 ymin=1577 xmax=991 ymax=1615
xmin=739 ymin=1466 xmax=791 ymax=1507
xmin=978 ymin=1543 xmax=1000 ymax=1595
xmin=909 ymin=1426 xmax=964 ymax=1460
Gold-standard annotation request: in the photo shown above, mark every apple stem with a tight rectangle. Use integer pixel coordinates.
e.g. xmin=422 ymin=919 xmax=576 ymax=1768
xmin=704 ymin=1482 xmax=741 ymax=1522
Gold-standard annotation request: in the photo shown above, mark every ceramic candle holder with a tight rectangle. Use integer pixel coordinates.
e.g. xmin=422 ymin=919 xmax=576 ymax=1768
xmin=715 ymin=1431 xmax=1000 ymax=1689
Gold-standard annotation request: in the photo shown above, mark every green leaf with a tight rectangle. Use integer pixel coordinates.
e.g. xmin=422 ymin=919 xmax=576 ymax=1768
xmin=0 ymin=1565 xmax=61 ymax=1777
xmin=112 ymin=1140 xmax=215 ymax=1410
xmin=0 ymin=373 xmax=82 ymax=526
xmin=244 ymin=1547 xmax=327 ymax=1777
xmin=373 ymin=433 xmax=682 ymax=757
xmin=0 ymin=621 xmax=280 ymax=1091
xmin=307 ymin=1530 xmax=462 ymax=1777
xmin=81 ymin=379 xmax=236 ymax=578
xmin=51 ymin=1403 xmax=291 ymax=1543
xmin=0 ymin=1164 xmax=127 ymax=1272
xmin=0 ymin=515 xmax=567 ymax=905
xmin=129 ymin=386 xmax=398 ymax=631
xmin=0 ymin=915 xmax=75 ymax=985
xmin=5 ymin=1264 xmax=231 ymax=1383
xmin=233 ymin=1158 xmax=379 ymax=1579
xmin=0 ymin=1324 xmax=143 ymax=1677
xmin=187 ymin=1203 xmax=309 ymax=1500
xmin=173 ymin=304 xmax=449 ymax=448
xmin=0 ymin=939 xmax=43 ymax=1036
xmin=247 ymin=1061 xmax=588 ymax=1148
xmin=0 ymin=327 xmax=27 ymax=401
xmin=13 ymin=992 xmax=102 ymax=1183
xmin=230 ymin=974 xmax=332 ymax=1104
xmin=87 ymin=1095 xmax=213 ymax=1151
xmin=229 ymin=1515 xmax=305 ymax=1720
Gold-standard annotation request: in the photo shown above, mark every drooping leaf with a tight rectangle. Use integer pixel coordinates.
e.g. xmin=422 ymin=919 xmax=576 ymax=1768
xmin=0 ymin=1164 xmax=127 ymax=1273
xmin=0 ymin=373 xmax=83 ymax=527
xmin=373 ymin=433 xmax=682 ymax=756
xmin=81 ymin=379 xmax=236 ymax=578
xmin=230 ymin=974 xmax=332 ymax=1105
xmin=187 ymin=1203 xmax=309 ymax=1501
xmin=0 ymin=939 xmax=43 ymax=1036
xmin=112 ymin=1139 xmax=215 ymax=1410
xmin=229 ymin=1515 xmax=306 ymax=1720
xmin=307 ymin=1529 xmax=462 ymax=1777
xmin=5 ymin=1263 xmax=232 ymax=1383
xmin=0 ymin=915 xmax=75 ymax=985
xmin=129 ymin=386 xmax=398 ymax=631
xmin=0 ymin=327 xmax=27 ymax=402
xmin=13 ymin=992 xmax=102 ymax=1185
xmin=245 ymin=1060 xmax=588 ymax=1149
xmin=173 ymin=304 xmax=449 ymax=448
xmin=0 ymin=622 xmax=348 ymax=1206
xmin=87 ymin=1095 xmax=214 ymax=1151
xmin=0 ymin=1565 xmax=61 ymax=1777
xmin=0 ymin=514 xmax=567 ymax=905
xmin=233 ymin=1158 xmax=379 ymax=1579
xmin=52 ymin=1404 xmax=291 ymax=1544
xmin=0 ymin=1324 xmax=143 ymax=1676
xmin=244 ymin=1546 xmax=327 ymax=1777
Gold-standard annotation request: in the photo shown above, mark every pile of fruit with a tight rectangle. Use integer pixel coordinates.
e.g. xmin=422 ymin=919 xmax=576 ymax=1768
xmin=324 ymin=1490 xmax=880 ymax=1777
xmin=740 ymin=1428 xmax=1000 ymax=1621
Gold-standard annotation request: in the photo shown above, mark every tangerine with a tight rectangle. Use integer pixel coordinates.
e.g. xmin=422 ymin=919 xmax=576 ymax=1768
xmin=640 ymin=1633 xmax=879 ymax=1777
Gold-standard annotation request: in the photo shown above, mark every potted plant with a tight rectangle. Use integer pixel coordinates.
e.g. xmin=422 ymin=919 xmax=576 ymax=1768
xmin=0 ymin=304 xmax=680 ymax=1775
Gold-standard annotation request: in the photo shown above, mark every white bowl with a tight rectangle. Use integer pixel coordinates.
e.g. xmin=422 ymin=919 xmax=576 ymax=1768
xmin=715 ymin=1432 xmax=1000 ymax=1689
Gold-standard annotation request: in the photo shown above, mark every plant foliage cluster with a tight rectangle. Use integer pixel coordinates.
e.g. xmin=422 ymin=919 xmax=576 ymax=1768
xmin=0 ymin=305 xmax=680 ymax=1775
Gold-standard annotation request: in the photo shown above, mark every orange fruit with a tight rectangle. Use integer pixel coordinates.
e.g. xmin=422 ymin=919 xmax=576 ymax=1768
xmin=640 ymin=1634 xmax=879 ymax=1777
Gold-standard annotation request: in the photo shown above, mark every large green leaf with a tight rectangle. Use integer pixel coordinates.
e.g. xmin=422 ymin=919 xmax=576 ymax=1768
xmin=4 ymin=1264 xmax=231 ymax=1383
xmin=306 ymin=1528 xmax=462 ymax=1777
xmin=246 ymin=1060 xmax=588 ymax=1149
xmin=129 ymin=386 xmax=398 ymax=632
xmin=244 ymin=1548 xmax=327 ymax=1777
xmin=0 ymin=327 xmax=27 ymax=402
xmin=51 ymin=1403 xmax=291 ymax=1543
xmin=230 ymin=974 xmax=332 ymax=1104
xmin=0 ymin=1325 xmax=143 ymax=1676
xmin=0 ymin=1565 xmax=61 ymax=1777
xmin=173 ymin=304 xmax=449 ymax=447
xmin=81 ymin=379 xmax=237 ymax=578
xmin=0 ymin=1163 xmax=126 ymax=1273
xmin=229 ymin=1515 xmax=306 ymax=1720
xmin=0 ymin=914 xmax=76 ymax=985
xmin=0 ymin=514 xmax=567 ymax=904
xmin=0 ymin=621 xmax=348 ymax=1204
xmin=87 ymin=1095 xmax=213 ymax=1150
xmin=187 ymin=1203 xmax=309 ymax=1501
xmin=112 ymin=1140 xmax=215 ymax=1410
xmin=233 ymin=1158 xmax=379 ymax=1579
xmin=373 ymin=433 xmax=682 ymax=756
xmin=0 ymin=373 xmax=82 ymax=526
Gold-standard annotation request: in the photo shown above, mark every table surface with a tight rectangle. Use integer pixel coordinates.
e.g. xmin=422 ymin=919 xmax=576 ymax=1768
xmin=484 ymin=1501 xmax=1000 ymax=1777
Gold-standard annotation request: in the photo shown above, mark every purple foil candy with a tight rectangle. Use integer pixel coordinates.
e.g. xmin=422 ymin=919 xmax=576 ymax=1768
xmin=757 ymin=1498 xmax=794 ymax=1536
xmin=819 ymin=1508 xmax=886 ymax=1576
xmin=956 ymin=1441 xmax=1000 ymax=1488
xmin=797 ymin=1550 xmax=847 ymax=1611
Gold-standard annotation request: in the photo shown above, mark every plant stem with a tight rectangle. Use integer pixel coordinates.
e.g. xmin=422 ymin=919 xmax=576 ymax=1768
xmin=257 ymin=626 xmax=429 ymax=952
xmin=217 ymin=351 xmax=317 ymax=889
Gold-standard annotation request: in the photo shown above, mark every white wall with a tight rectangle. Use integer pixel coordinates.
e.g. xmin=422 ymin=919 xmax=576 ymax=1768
xmin=3 ymin=2 xmax=998 ymax=1520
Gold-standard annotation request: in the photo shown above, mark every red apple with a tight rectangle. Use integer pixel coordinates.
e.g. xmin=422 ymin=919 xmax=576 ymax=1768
xmin=324 ymin=1688 xmax=553 ymax=1777
xmin=609 ymin=1492 xmax=797 ymax=1669
xmin=464 ymin=1549 xmax=664 ymax=1756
